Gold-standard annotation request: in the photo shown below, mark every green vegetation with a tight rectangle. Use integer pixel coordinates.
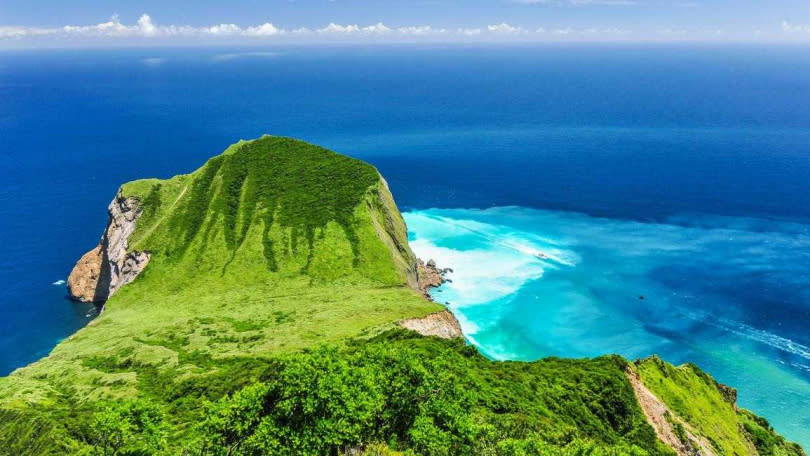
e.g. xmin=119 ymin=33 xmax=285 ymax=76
xmin=0 ymin=136 xmax=802 ymax=455
xmin=4 ymin=332 xmax=675 ymax=456
xmin=635 ymin=357 xmax=803 ymax=456
xmin=122 ymin=136 xmax=414 ymax=286
xmin=185 ymin=331 xmax=672 ymax=456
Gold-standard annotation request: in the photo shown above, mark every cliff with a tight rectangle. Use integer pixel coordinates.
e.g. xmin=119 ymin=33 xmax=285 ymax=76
xmin=0 ymin=136 xmax=801 ymax=456
xmin=67 ymin=195 xmax=150 ymax=303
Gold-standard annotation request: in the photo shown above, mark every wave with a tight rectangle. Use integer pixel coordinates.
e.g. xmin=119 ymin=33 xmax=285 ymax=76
xmin=52 ymin=279 xmax=65 ymax=286
xmin=686 ymin=310 xmax=810 ymax=362
xmin=410 ymin=212 xmax=577 ymax=267
xmin=405 ymin=212 xmax=572 ymax=311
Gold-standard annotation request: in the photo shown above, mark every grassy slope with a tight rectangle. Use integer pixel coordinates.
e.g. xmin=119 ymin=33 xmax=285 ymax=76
xmin=0 ymin=137 xmax=801 ymax=455
xmin=636 ymin=357 xmax=804 ymax=456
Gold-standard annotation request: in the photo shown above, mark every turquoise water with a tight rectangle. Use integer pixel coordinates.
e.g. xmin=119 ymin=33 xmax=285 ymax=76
xmin=405 ymin=207 xmax=810 ymax=445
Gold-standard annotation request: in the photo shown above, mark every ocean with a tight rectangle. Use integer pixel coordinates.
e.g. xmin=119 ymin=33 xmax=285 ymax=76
xmin=2 ymin=45 xmax=810 ymax=446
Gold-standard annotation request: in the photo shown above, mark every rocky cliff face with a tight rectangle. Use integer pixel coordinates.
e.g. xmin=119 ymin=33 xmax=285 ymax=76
xmin=399 ymin=259 xmax=463 ymax=339
xmin=400 ymin=310 xmax=463 ymax=339
xmin=416 ymin=259 xmax=449 ymax=298
xmin=367 ymin=177 xmax=421 ymax=290
xmin=67 ymin=194 xmax=150 ymax=303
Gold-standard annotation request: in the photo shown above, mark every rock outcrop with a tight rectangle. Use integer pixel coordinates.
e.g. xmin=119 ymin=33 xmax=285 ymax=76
xmin=716 ymin=382 xmax=738 ymax=409
xmin=416 ymin=259 xmax=448 ymax=298
xmin=400 ymin=259 xmax=462 ymax=338
xmin=400 ymin=310 xmax=463 ymax=339
xmin=67 ymin=194 xmax=150 ymax=303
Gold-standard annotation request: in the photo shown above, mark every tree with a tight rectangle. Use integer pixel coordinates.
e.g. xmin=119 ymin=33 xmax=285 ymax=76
xmin=89 ymin=400 xmax=167 ymax=456
xmin=199 ymin=383 xmax=269 ymax=456
xmin=91 ymin=407 xmax=131 ymax=456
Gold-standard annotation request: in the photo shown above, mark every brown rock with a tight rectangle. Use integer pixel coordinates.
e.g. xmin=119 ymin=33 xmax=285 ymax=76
xmin=715 ymin=382 xmax=738 ymax=409
xmin=67 ymin=193 xmax=150 ymax=303
xmin=400 ymin=310 xmax=463 ymax=339
xmin=416 ymin=258 xmax=446 ymax=298
xmin=67 ymin=246 xmax=105 ymax=303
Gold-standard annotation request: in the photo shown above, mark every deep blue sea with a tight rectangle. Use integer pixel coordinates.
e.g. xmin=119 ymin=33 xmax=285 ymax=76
xmin=2 ymin=45 xmax=810 ymax=447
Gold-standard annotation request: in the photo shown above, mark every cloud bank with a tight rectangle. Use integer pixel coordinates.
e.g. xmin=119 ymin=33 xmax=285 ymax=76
xmin=1 ymin=15 xmax=534 ymax=41
xmin=1 ymin=14 xmax=806 ymax=44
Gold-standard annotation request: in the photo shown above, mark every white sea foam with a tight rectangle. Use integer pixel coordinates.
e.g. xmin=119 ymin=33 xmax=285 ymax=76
xmin=52 ymin=279 xmax=65 ymax=286
xmin=405 ymin=213 xmax=569 ymax=307
xmin=408 ymin=237 xmax=546 ymax=306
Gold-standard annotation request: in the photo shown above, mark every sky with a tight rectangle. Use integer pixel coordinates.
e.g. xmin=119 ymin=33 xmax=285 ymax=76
xmin=2 ymin=0 xmax=810 ymax=47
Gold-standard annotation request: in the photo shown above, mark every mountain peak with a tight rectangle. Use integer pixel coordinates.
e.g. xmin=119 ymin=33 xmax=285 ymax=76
xmin=69 ymin=136 xmax=420 ymax=303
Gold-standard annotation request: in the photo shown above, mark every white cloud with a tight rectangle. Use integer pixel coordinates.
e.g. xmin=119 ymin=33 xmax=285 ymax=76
xmin=658 ymin=28 xmax=687 ymax=36
xmin=205 ymin=24 xmax=241 ymax=36
xmin=398 ymin=25 xmax=439 ymax=35
xmin=0 ymin=25 xmax=56 ymax=38
xmin=487 ymin=23 xmax=524 ymax=34
xmin=315 ymin=22 xmax=392 ymax=35
xmin=457 ymin=27 xmax=482 ymax=36
xmin=363 ymin=22 xmax=392 ymax=34
xmin=58 ymin=14 xmax=163 ymax=37
xmin=598 ymin=27 xmax=629 ymax=35
xmin=58 ymin=15 xmax=248 ymax=38
xmin=782 ymin=21 xmax=810 ymax=34
xmin=2 ymin=13 xmax=794 ymax=45
xmin=318 ymin=23 xmax=361 ymax=34
xmin=62 ymin=14 xmax=133 ymax=36
xmin=137 ymin=14 xmax=157 ymax=37
xmin=244 ymin=23 xmax=284 ymax=36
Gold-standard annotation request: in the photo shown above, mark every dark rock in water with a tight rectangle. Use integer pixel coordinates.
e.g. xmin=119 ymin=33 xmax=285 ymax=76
xmin=417 ymin=258 xmax=446 ymax=299
xmin=639 ymin=295 xmax=645 ymax=300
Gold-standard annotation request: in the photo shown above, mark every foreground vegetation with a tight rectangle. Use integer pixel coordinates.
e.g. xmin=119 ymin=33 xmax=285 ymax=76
xmin=0 ymin=137 xmax=802 ymax=455
xmin=5 ymin=331 xmax=675 ymax=455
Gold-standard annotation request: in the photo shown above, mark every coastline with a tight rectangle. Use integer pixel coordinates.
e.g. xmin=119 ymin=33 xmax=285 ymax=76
xmin=399 ymin=258 xmax=463 ymax=339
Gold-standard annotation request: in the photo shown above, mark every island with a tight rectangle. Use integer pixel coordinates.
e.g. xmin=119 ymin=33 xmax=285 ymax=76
xmin=0 ymin=136 xmax=802 ymax=456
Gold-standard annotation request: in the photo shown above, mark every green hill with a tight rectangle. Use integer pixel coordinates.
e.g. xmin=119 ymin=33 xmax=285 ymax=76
xmin=0 ymin=136 xmax=802 ymax=456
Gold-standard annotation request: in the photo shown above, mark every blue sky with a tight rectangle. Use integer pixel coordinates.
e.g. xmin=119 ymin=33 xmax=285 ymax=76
xmin=2 ymin=0 xmax=810 ymax=46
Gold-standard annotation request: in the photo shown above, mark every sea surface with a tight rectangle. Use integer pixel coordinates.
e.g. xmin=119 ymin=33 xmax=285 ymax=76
xmin=2 ymin=45 xmax=810 ymax=446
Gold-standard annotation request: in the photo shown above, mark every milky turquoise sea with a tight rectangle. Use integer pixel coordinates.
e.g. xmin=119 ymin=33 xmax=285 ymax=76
xmin=2 ymin=46 xmax=809 ymax=447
